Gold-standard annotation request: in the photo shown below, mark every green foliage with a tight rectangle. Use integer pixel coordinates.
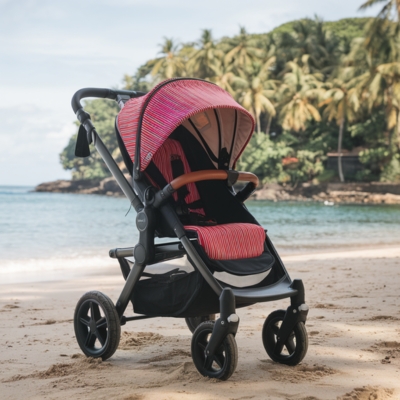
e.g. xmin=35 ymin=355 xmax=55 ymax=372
xmin=286 ymin=149 xmax=325 ymax=184
xmin=380 ymin=154 xmax=400 ymax=182
xmin=324 ymin=18 xmax=372 ymax=44
xmin=359 ymin=147 xmax=392 ymax=178
xmin=238 ymin=132 xmax=323 ymax=185
xmin=238 ymin=133 xmax=292 ymax=183
xmin=60 ymin=99 xmax=121 ymax=180
xmin=61 ymin=14 xmax=400 ymax=184
xmin=266 ymin=18 xmax=370 ymax=42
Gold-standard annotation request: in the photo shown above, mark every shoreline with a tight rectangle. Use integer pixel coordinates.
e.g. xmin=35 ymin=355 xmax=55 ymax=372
xmin=34 ymin=178 xmax=400 ymax=205
xmin=2 ymin=243 xmax=400 ymax=285
xmin=1 ymin=245 xmax=399 ymax=399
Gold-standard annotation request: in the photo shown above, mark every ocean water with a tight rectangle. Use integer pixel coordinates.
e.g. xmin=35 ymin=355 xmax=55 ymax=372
xmin=1 ymin=185 xmax=400 ymax=263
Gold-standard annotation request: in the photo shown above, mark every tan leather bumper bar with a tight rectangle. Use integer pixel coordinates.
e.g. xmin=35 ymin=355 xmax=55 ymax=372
xmin=170 ymin=170 xmax=259 ymax=191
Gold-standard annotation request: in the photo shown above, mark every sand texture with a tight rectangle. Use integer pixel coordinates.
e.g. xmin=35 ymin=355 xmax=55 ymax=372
xmin=1 ymin=246 xmax=400 ymax=399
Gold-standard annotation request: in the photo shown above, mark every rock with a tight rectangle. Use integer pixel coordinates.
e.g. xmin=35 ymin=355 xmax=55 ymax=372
xmin=34 ymin=177 xmax=124 ymax=197
xmin=99 ymin=177 xmax=123 ymax=195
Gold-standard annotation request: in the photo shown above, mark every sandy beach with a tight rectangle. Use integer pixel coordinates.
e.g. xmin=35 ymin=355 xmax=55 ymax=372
xmin=1 ymin=246 xmax=400 ymax=400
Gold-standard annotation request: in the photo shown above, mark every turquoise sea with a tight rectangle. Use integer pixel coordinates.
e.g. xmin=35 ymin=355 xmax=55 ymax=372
xmin=1 ymin=185 xmax=400 ymax=262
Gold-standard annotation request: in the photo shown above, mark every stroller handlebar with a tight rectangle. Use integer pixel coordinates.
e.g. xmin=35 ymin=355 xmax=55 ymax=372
xmin=71 ymin=87 xmax=145 ymax=114
xmin=153 ymin=170 xmax=259 ymax=208
xmin=70 ymin=87 xmax=146 ymax=212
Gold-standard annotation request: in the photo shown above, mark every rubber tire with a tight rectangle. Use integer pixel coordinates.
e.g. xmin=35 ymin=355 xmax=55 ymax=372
xmin=262 ymin=309 xmax=308 ymax=366
xmin=74 ymin=291 xmax=121 ymax=361
xmin=185 ymin=314 xmax=216 ymax=333
xmin=191 ymin=321 xmax=238 ymax=381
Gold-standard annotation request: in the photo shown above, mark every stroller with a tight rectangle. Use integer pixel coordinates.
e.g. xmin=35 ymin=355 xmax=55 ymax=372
xmin=71 ymin=78 xmax=309 ymax=380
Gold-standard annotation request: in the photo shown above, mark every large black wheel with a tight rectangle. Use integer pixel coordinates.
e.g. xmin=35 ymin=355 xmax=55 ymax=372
xmin=74 ymin=291 xmax=121 ymax=360
xmin=191 ymin=321 xmax=238 ymax=381
xmin=262 ymin=309 xmax=308 ymax=366
xmin=185 ymin=314 xmax=216 ymax=333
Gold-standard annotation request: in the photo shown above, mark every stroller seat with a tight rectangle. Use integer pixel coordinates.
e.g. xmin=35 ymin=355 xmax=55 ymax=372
xmin=145 ymin=136 xmax=269 ymax=269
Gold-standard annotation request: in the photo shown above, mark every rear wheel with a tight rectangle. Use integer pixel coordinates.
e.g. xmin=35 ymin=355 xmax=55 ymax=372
xmin=191 ymin=321 xmax=238 ymax=380
xmin=185 ymin=314 xmax=215 ymax=333
xmin=262 ymin=309 xmax=308 ymax=366
xmin=74 ymin=291 xmax=120 ymax=360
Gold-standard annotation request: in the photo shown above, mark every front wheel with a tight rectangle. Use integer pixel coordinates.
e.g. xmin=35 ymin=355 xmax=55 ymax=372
xmin=191 ymin=321 xmax=238 ymax=380
xmin=262 ymin=309 xmax=308 ymax=366
xmin=74 ymin=291 xmax=121 ymax=360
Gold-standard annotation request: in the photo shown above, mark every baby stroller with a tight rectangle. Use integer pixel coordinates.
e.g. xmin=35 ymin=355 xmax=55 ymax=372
xmin=71 ymin=78 xmax=309 ymax=380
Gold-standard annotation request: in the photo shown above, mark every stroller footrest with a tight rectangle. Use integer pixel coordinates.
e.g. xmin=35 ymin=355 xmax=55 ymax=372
xmin=232 ymin=278 xmax=296 ymax=303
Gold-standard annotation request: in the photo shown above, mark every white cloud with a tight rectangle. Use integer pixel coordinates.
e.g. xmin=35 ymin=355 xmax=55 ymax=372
xmin=0 ymin=104 xmax=75 ymax=185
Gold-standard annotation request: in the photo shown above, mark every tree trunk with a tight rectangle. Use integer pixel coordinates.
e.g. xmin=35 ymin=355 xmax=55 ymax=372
xmin=338 ymin=119 xmax=345 ymax=183
xmin=256 ymin=114 xmax=261 ymax=134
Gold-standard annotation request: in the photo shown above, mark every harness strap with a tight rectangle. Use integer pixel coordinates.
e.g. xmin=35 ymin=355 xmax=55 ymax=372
xmin=146 ymin=148 xmax=210 ymax=225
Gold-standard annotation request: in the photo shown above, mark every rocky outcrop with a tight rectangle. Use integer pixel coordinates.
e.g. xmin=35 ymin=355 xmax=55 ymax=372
xmin=313 ymin=190 xmax=400 ymax=205
xmin=35 ymin=177 xmax=123 ymax=196
xmin=254 ymin=182 xmax=400 ymax=204
xmin=35 ymin=178 xmax=400 ymax=204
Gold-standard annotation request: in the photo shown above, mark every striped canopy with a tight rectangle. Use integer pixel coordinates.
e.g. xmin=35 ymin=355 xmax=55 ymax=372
xmin=117 ymin=78 xmax=255 ymax=172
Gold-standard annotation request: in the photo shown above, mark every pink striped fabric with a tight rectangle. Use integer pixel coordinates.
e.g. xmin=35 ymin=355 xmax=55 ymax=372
xmin=184 ymin=223 xmax=266 ymax=260
xmin=117 ymin=79 xmax=254 ymax=171
xmin=147 ymin=139 xmax=204 ymax=215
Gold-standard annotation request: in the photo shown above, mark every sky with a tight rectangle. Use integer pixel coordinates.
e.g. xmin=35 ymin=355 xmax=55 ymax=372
xmin=0 ymin=0 xmax=381 ymax=186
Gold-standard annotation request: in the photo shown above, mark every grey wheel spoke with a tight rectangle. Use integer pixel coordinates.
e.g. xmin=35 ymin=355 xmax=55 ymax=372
xmin=285 ymin=336 xmax=296 ymax=354
xmin=90 ymin=302 xmax=101 ymax=321
xmin=272 ymin=324 xmax=280 ymax=336
xmin=95 ymin=329 xmax=106 ymax=347
xmin=96 ymin=317 xmax=107 ymax=329
xmin=203 ymin=355 xmax=214 ymax=370
xmin=85 ymin=331 xmax=96 ymax=348
xmin=273 ymin=342 xmax=284 ymax=355
xmin=80 ymin=316 xmax=90 ymax=327
xmin=213 ymin=353 xmax=224 ymax=369
xmin=197 ymin=341 xmax=207 ymax=352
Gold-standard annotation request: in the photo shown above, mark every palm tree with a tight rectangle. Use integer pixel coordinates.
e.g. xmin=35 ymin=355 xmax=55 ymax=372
xmin=367 ymin=62 xmax=400 ymax=149
xmin=208 ymin=60 xmax=236 ymax=95
xmin=360 ymin=0 xmax=400 ymax=27
xmin=147 ymin=38 xmax=185 ymax=80
xmin=360 ymin=0 xmax=400 ymax=66
xmin=277 ymin=62 xmax=323 ymax=132
xmin=188 ymin=29 xmax=224 ymax=79
xmin=292 ymin=19 xmax=329 ymax=71
xmin=233 ymin=57 xmax=277 ymax=133
xmin=178 ymin=43 xmax=197 ymax=76
xmin=223 ymin=26 xmax=264 ymax=70
xmin=319 ymin=78 xmax=360 ymax=181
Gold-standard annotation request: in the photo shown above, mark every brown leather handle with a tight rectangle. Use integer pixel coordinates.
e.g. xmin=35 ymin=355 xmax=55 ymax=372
xmin=170 ymin=170 xmax=259 ymax=191
xmin=237 ymin=172 xmax=259 ymax=186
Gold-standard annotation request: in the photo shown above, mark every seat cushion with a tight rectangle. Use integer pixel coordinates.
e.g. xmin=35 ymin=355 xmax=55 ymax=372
xmin=184 ymin=223 xmax=266 ymax=260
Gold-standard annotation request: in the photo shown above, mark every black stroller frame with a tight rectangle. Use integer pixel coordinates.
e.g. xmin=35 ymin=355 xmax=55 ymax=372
xmin=71 ymin=81 xmax=309 ymax=380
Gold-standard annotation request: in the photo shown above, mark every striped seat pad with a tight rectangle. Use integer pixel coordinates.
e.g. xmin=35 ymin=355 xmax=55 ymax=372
xmin=184 ymin=223 xmax=266 ymax=260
